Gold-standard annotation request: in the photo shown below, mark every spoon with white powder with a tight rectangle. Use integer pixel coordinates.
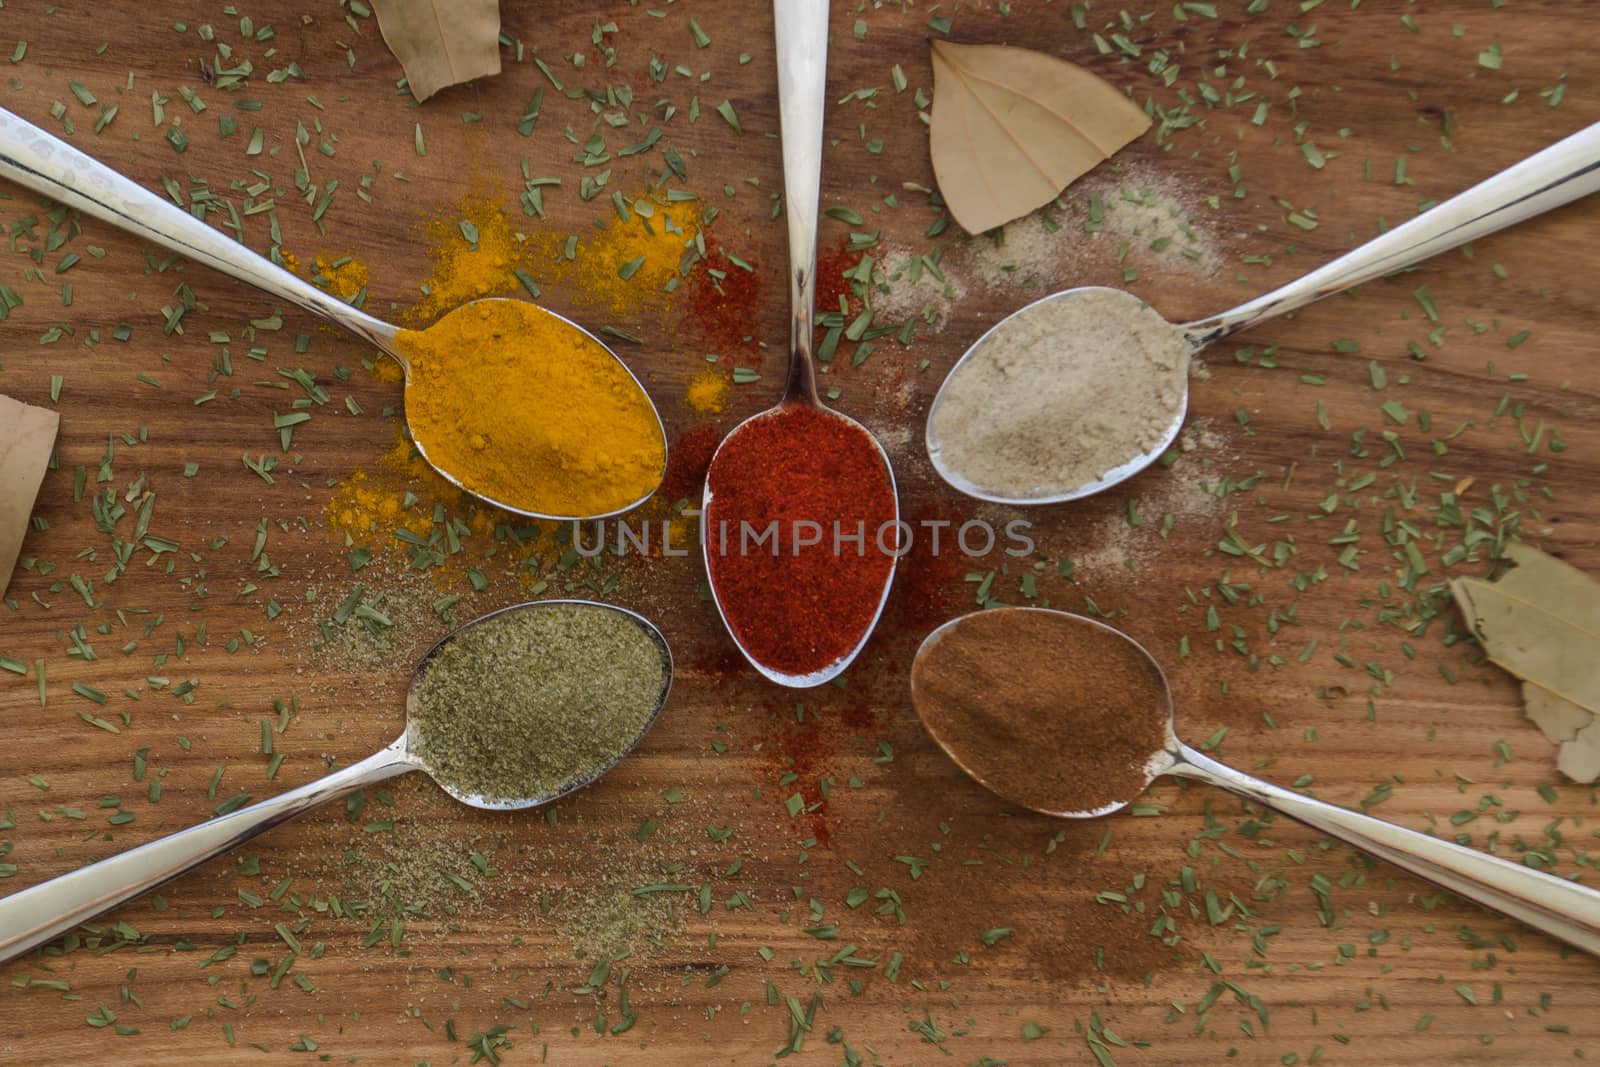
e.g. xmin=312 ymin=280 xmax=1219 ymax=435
xmin=927 ymin=122 xmax=1600 ymax=505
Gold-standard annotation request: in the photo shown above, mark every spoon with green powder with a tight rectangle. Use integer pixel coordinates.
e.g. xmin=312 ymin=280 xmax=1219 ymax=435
xmin=926 ymin=121 xmax=1600 ymax=505
xmin=912 ymin=607 xmax=1600 ymax=957
xmin=0 ymin=108 xmax=667 ymax=520
xmin=0 ymin=600 xmax=673 ymax=964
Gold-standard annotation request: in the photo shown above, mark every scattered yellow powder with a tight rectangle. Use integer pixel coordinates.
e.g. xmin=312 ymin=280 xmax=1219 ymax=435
xmin=410 ymin=193 xmax=540 ymax=323
xmin=533 ymin=194 xmax=701 ymax=317
xmin=370 ymin=354 xmax=405 ymax=384
xmin=685 ymin=367 xmax=729 ymax=414
xmin=325 ymin=437 xmax=502 ymax=545
xmin=313 ymin=254 xmax=371 ymax=301
xmin=326 ymin=467 xmax=415 ymax=539
xmin=407 ymin=190 xmax=701 ymax=331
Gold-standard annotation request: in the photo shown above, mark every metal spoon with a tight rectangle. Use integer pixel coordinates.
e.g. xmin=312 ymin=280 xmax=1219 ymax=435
xmin=0 ymin=599 xmax=672 ymax=964
xmin=927 ymin=121 xmax=1600 ymax=506
xmin=0 ymin=107 xmax=666 ymax=521
xmin=912 ymin=607 xmax=1600 ymax=957
xmin=699 ymin=0 xmax=899 ymax=687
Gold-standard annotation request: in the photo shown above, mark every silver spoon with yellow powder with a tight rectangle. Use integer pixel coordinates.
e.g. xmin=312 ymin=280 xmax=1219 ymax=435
xmin=0 ymin=599 xmax=674 ymax=964
xmin=0 ymin=107 xmax=666 ymax=520
xmin=927 ymin=121 xmax=1600 ymax=505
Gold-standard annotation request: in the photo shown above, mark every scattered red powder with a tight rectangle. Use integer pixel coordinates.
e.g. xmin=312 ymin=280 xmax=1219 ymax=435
xmin=661 ymin=424 xmax=721 ymax=504
xmin=886 ymin=501 xmax=960 ymax=630
xmin=687 ymin=640 xmax=747 ymax=682
xmin=814 ymin=239 xmax=862 ymax=319
xmin=756 ymin=704 xmax=834 ymax=847
xmin=687 ymin=235 xmax=764 ymax=352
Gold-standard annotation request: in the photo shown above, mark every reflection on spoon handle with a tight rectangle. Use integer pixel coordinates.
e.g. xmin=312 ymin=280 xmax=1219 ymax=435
xmin=773 ymin=0 xmax=829 ymax=404
xmin=1170 ymin=742 xmax=1600 ymax=957
xmin=0 ymin=741 xmax=415 ymax=964
xmin=0 ymin=106 xmax=399 ymax=356
xmin=1185 ymin=122 xmax=1600 ymax=346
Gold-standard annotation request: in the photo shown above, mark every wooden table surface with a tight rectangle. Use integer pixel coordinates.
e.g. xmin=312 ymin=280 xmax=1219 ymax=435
xmin=2 ymin=1 xmax=1598 ymax=1063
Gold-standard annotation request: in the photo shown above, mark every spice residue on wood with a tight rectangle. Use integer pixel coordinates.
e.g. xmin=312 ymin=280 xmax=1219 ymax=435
xmin=409 ymin=602 xmax=669 ymax=803
xmin=409 ymin=193 xmax=540 ymax=324
xmin=962 ymin=167 xmax=1223 ymax=293
xmin=687 ymin=233 xmax=763 ymax=351
xmin=685 ymin=366 xmax=730 ymax=414
xmin=912 ymin=608 xmax=1170 ymax=814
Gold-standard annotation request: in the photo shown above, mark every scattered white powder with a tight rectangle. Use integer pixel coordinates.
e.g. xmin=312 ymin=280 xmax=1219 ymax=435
xmin=871 ymin=244 xmax=967 ymax=334
xmin=928 ymin=287 xmax=1191 ymax=499
xmin=962 ymin=164 xmax=1222 ymax=294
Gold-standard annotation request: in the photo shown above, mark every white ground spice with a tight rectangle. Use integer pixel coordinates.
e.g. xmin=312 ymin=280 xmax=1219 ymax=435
xmin=962 ymin=166 xmax=1223 ymax=294
xmin=871 ymin=243 xmax=967 ymax=333
xmin=928 ymin=287 xmax=1190 ymax=499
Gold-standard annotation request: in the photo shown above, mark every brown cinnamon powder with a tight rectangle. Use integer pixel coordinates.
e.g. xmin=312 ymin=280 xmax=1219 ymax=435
xmin=911 ymin=608 xmax=1170 ymax=814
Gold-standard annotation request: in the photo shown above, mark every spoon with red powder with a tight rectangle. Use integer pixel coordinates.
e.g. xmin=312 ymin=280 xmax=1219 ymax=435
xmin=912 ymin=608 xmax=1600 ymax=957
xmin=699 ymin=0 xmax=899 ymax=687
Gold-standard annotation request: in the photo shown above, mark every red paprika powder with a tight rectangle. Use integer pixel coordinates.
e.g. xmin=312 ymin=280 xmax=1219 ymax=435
xmin=814 ymin=240 xmax=861 ymax=319
xmin=703 ymin=405 xmax=897 ymax=679
xmin=687 ymin=236 xmax=764 ymax=352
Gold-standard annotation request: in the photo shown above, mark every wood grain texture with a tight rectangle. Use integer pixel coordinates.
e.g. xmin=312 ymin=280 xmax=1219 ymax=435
xmin=1 ymin=1 xmax=1598 ymax=1064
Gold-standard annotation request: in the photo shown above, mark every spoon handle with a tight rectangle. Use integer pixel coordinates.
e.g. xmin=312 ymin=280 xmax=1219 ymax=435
xmin=0 ymin=106 xmax=398 ymax=355
xmin=1186 ymin=121 xmax=1600 ymax=345
xmin=1168 ymin=742 xmax=1600 ymax=956
xmin=774 ymin=0 xmax=829 ymax=405
xmin=0 ymin=741 xmax=414 ymax=964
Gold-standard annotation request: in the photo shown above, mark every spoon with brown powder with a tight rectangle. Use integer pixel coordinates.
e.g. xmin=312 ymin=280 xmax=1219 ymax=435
xmin=0 ymin=107 xmax=667 ymax=520
xmin=912 ymin=607 xmax=1600 ymax=956
xmin=926 ymin=121 xmax=1600 ymax=506
xmin=0 ymin=599 xmax=673 ymax=964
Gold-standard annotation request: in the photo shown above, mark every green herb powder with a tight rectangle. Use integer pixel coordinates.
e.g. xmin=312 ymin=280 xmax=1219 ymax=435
xmin=409 ymin=602 xmax=667 ymax=803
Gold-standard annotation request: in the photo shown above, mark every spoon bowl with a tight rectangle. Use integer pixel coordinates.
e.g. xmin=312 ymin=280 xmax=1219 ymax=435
xmin=912 ymin=607 xmax=1600 ymax=956
xmin=703 ymin=401 xmax=899 ymax=688
xmin=405 ymin=598 xmax=674 ymax=809
xmin=926 ymin=286 xmax=1191 ymax=506
xmin=700 ymin=0 xmax=898 ymax=687
xmin=0 ymin=599 xmax=673 ymax=963
xmin=927 ymin=121 xmax=1600 ymax=505
xmin=912 ymin=606 xmax=1176 ymax=818
xmin=397 ymin=298 xmax=668 ymax=522
xmin=0 ymin=108 xmax=667 ymax=522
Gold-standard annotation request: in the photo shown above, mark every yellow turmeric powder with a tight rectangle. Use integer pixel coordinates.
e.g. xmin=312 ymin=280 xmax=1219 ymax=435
xmin=685 ymin=367 xmax=729 ymax=414
xmin=398 ymin=300 xmax=665 ymax=518
xmin=531 ymin=194 xmax=701 ymax=316
xmin=327 ymin=467 xmax=412 ymax=536
xmin=326 ymin=438 xmax=504 ymax=544
xmin=410 ymin=194 xmax=539 ymax=322
xmin=314 ymin=254 xmax=371 ymax=301
xmin=406 ymin=190 xmax=699 ymax=330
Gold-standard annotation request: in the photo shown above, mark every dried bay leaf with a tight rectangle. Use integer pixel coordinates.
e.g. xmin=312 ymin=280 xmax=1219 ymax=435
xmin=1449 ymin=543 xmax=1600 ymax=782
xmin=0 ymin=394 xmax=60 ymax=596
xmin=1522 ymin=682 xmax=1588 ymax=745
xmin=928 ymin=40 xmax=1152 ymax=235
xmin=1559 ymin=720 xmax=1600 ymax=782
xmin=372 ymin=0 xmax=501 ymax=103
